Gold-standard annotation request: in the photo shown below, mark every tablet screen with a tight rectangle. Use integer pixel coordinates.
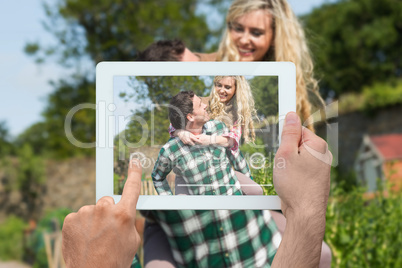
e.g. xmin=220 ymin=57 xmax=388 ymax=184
xmin=112 ymin=75 xmax=279 ymax=196
xmin=96 ymin=62 xmax=295 ymax=209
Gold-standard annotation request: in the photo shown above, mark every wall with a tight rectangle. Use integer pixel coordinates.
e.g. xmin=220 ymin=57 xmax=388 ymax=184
xmin=42 ymin=158 xmax=96 ymax=212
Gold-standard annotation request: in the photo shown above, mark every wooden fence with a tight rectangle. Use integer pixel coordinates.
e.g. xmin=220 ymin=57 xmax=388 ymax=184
xmin=140 ymin=180 xmax=175 ymax=195
xmin=43 ymin=231 xmax=65 ymax=268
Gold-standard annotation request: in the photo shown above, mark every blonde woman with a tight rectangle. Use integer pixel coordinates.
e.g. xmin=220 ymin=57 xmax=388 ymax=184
xmin=174 ymin=76 xmax=256 ymax=150
xmin=217 ymin=0 xmax=324 ymax=130
xmin=171 ymin=75 xmax=262 ymax=195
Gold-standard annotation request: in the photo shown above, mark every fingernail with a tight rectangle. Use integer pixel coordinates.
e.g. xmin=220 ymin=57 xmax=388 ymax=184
xmin=285 ymin=112 xmax=298 ymax=125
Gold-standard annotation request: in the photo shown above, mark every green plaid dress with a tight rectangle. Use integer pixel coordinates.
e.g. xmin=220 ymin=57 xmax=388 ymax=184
xmin=148 ymin=120 xmax=281 ymax=267
xmin=152 ymin=120 xmax=251 ymax=196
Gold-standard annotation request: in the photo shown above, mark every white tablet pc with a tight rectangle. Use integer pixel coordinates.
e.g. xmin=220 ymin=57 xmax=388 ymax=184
xmin=96 ymin=62 xmax=295 ymax=209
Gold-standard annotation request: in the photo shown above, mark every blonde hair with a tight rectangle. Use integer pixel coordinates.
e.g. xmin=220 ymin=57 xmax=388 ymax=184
xmin=208 ymin=76 xmax=257 ymax=143
xmin=216 ymin=0 xmax=325 ymax=131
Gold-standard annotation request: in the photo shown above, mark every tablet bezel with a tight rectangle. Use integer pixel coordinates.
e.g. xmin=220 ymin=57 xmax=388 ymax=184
xmin=96 ymin=62 xmax=295 ymax=209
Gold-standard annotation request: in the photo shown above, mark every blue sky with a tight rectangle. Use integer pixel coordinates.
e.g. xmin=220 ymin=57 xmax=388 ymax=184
xmin=0 ymin=0 xmax=333 ymax=137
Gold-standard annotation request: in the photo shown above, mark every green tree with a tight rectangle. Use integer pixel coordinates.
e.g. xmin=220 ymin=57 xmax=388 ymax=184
xmin=15 ymin=122 xmax=48 ymax=156
xmin=16 ymin=143 xmax=46 ymax=220
xmin=117 ymin=76 xmax=210 ymax=149
xmin=0 ymin=121 xmax=13 ymax=156
xmin=303 ymin=0 xmax=402 ymax=97
xmin=42 ymin=76 xmax=96 ymax=158
xmin=249 ymin=76 xmax=278 ymax=118
xmin=17 ymin=77 xmax=96 ymax=158
xmin=26 ymin=0 xmax=227 ymax=66
xmin=24 ymin=0 xmax=228 ymax=158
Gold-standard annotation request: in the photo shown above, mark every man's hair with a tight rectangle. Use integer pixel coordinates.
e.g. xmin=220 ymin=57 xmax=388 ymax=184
xmin=136 ymin=39 xmax=185 ymax=61
xmin=169 ymin=91 xmax=195 ymax=130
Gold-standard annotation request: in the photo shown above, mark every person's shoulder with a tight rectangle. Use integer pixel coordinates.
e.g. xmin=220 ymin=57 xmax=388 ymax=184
xmin=204 ymin=119 xmax=227 ymax=133
xmin=212 ymin=119 xmax=227 ymax=127
xmin=167 ymin=137 xmax=184 ymax=145
xmin=194 ymin=52 xmax=217 ymax=62
xmin=161 ymin=137 xmax=182 ymax=152
xmin=205 ymin=119 xmax=221 ymax=126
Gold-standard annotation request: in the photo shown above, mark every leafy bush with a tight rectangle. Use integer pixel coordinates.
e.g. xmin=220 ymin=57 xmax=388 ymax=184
xmin=251 ymin=162 xmax=277 ymax=195
xmin=25 ymin=208 xmax=72 ymax=268
xmin=114 ymin=172 xmax=124 ymax=195
xmin=240 ymin=137 xmax=277 ymax=195
xmin=16 ymin=143 xmax=46 ymax=220
xmin=239 ymin=137 xmax=267 ymax=156
xmin=326 ymin=183 xmax=402 ymax=267
xmin=338 ymin=92 xmax=365 ymax=114
xmin=330 ymin=167 xmax=360 ymax=193
xmin=338 ymin=79 xmax=402 ymax=115
xmin=362 ymin=80 xmax=402 ymax=112
xmin=0 ymin=216 xmax=27 ymax=261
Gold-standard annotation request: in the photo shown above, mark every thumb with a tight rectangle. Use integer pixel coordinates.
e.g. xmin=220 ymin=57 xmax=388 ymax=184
xmin=278 ymin=112 xmax=302 ymax=157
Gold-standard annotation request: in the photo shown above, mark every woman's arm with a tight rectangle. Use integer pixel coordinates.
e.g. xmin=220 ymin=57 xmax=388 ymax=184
xmin=195 ymin=134 xmax=234 ymax=147
xmin=169 ymin=124 xmax=198 ymax=145
xmin=195 ymin=124 xmax=240 ymax=149
xmin=174 ymin=129 xmax=198 ymax=145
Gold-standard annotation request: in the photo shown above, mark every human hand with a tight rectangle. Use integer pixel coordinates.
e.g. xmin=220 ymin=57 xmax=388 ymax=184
xmin=62 ymin=159 xmax=142 ymax=268
xmin=194 ymin=134 xmax=213 ymax=146
xmin=176 ymin=129 xmax=198 ymax=145
xmin=273 ymin=112 xmax=332 ymax=220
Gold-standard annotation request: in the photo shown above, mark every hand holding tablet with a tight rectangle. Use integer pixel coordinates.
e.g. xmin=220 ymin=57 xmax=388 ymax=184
xmin=96 ymin=62 xmax=296 ymax=209
xmin=271 ymin=112 xmax=332 ymax=268
xmin=274 ymin=112 xmax=332 ymax=220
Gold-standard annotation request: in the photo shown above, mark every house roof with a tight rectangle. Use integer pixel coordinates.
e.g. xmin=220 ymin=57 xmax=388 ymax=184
xmin=370 ymin=134 xmax=402 ymax=161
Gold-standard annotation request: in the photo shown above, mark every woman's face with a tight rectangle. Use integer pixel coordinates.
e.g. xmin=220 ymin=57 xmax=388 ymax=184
xmin=229 ymin=9 xmax=274 ymax=61
xmin=215 ymin=77 xmax=236 ymax=104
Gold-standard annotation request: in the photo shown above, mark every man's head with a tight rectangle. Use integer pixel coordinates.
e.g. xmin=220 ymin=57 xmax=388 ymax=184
xmin=136 ymin=40 xmax=185 ymax=61
xmin=136 ymin=39 xmax=199 ymax=61
xmin=169 ymin=91 xmax=209 ymax=130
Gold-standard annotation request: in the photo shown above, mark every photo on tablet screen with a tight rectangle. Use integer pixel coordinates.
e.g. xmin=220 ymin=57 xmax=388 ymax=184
xmin=112 ymin=75 xmax=279 ymax=197
xmin=96 ymin=62 xmax=295 ymax=209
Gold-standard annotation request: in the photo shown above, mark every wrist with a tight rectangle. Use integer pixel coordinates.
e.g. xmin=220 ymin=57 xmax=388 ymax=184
xmin=286 ymin=208 xmax=327 ymax=241
xmin=216 ymin=136 xmax=230 ymax=147
xmin=273 ymin=209 xmax=326 ymax=268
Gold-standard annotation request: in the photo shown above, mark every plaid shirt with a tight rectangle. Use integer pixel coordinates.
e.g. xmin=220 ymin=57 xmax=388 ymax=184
xmin=153 ymin=120 xmax=251 ymax=196
xmin=148 ymin=209 xmax=280 ymax=267
xmin=149 ymin=120 xmax=281 ymax=267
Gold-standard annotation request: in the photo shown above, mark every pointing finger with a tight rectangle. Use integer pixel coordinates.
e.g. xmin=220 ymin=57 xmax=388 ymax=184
xmin=119 ymin=159 xmax=142 ymax=215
